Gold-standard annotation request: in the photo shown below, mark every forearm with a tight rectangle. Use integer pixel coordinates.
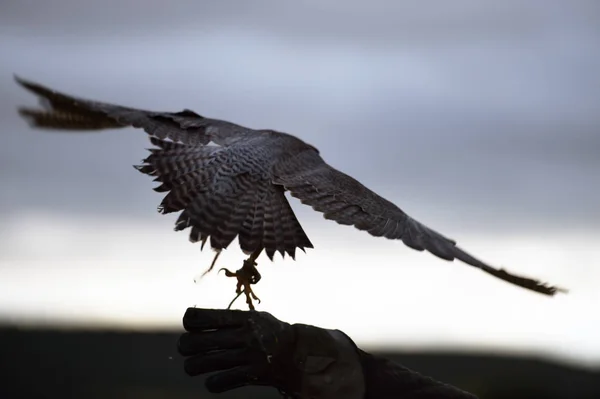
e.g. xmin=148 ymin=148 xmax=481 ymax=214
xmin=357 ymin=350 xmax=478 ymax=399
xmin=293 ymin=326 xmax=477 ymax=399
xmin=293 ymin=326 xmax=366 ymax=399
xmin=177 ymin=308 xmax=478 ymax=399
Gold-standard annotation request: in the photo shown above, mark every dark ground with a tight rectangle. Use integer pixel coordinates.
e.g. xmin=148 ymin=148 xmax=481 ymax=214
xmin=0 ymin=326 xmax=598 ymax=399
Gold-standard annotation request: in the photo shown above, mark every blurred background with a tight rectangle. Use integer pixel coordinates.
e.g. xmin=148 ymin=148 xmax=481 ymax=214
xmin=0 ymin=0 xmax=599 ymax=397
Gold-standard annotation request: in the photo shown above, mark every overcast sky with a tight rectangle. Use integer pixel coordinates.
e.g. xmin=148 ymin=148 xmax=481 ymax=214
xmin=1 ymin=0 xmax=599 ymax=367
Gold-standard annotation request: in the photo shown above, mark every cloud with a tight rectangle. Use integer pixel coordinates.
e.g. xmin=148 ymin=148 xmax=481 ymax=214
xmin=0 ymin=1 xmax=598 ymax=242
xmin=2 ymin=1 xmax=599 ymax=46
xmin=2 ymin=21 xmax=599 ymax=232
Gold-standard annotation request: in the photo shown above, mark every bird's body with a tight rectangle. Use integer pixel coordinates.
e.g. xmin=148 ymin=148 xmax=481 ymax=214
xmin=14 ymin=76 xmax=565 ymax=309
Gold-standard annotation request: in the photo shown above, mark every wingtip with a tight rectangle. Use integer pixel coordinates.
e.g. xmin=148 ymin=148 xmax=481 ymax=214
xmin=552 ymin=286 xmax=569 ymax=295
xmin=14 ymin=75 xmax=41 ymax=128
xmin=15 ymin=107 xmax=38 ymax=127
xmin=541 ymin=285 xmax=565 ymax=296
xmin=490 ymin=267 xmax=568 ymax=297
xmin=13 ymin=74 xmax=48 ymax=104
xmin=13 ymin=75 xmax=57 ymax=101
xmin=13 ymin=73 xmax=31 ymax=88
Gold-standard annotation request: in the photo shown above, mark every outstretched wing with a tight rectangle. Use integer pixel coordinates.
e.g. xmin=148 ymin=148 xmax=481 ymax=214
xmin=273 ymin=150 xmax=565 ymax=296
xmin=14 ymin=75 xmax=255 ymax=147
xmin=14 ymin=76 xmax=313 ymax=260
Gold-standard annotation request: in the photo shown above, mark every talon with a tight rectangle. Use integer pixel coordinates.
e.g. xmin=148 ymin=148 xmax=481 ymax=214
xmin=221 ymin=249 xmax=263 ymax=310
xmin=226 ymin=291 xmax=243 ymax=310
xmin=218 ymin=268 xmax=237 ymax=277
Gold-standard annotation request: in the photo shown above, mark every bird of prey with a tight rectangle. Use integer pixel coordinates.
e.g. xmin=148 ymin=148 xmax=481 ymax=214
xmin=14 ymin=75 xmax=566 ymax=310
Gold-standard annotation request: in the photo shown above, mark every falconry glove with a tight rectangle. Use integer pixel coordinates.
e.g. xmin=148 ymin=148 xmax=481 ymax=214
xmin=177 ymin=307 xmax=365 ymax=398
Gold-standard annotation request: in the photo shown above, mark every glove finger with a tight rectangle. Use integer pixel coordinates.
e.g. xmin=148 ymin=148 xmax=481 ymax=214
xmin=183 ymin=348 xmax=260 ymax=376
xmin=178 ymin=328 xmax=246 ymax=356
xmin=205 ymin=365 xmax=270 ymax=393
xmin=183 ymin=308 xmax=249 ymax=332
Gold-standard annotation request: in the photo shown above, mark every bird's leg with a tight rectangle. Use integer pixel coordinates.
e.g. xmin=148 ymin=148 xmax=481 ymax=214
xmin=219 ymin=249 xmax=263 ymax=310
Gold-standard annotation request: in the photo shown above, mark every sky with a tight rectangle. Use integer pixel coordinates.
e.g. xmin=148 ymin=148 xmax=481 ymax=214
xmin=0 ymin=0 xmax=599 ymax=368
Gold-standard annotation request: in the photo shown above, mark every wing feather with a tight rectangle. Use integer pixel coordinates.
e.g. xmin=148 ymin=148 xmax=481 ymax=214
xmin=14 ymin=75 xmax=258 ymax=146
xmin=273 ymin=150 xmax=565 ymax=296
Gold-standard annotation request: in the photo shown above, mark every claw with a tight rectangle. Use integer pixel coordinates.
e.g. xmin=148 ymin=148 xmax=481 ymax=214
xmin=218 ymin=267 xmax=236 ymax=277
xmin=227 ymin=291 xmax=244 ymax=310
xmin=220 ymin=251 xmax=263 ymax=310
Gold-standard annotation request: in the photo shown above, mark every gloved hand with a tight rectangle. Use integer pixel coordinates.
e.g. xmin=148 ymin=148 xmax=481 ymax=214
xmin=177 ymin=307 xmax=365 ymax=398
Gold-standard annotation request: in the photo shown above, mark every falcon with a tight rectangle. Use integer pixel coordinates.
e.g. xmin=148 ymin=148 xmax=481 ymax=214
xmin=14 ymin=76 xmax=566 ymax=310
